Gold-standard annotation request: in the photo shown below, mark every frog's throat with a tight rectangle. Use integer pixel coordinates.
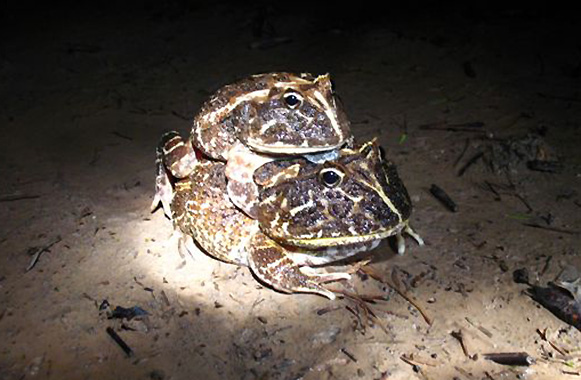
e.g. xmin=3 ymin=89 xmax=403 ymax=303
xmin=279 ymin=228 xmax=398 ymax=248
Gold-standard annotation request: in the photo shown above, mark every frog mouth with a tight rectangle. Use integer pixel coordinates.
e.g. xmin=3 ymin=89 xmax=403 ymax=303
xmin=247 ymin=140 xmax=344 ymax=155
xmin=280 ymin=228 xmax=399 ymax=248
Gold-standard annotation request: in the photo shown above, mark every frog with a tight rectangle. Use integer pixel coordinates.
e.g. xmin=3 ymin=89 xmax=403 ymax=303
xmin=168 ymin=139 xmax=423 ymax=299
xmin=151 ymin=72 xmax=352 ymax=220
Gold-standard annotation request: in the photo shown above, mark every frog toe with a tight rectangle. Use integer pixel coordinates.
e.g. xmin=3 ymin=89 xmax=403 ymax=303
xmin=151 ymin=164 xmax=174 ymax=218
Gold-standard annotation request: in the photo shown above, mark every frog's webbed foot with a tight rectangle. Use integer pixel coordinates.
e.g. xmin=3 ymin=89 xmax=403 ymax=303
xmin=151 ymin=161 xmax=174 ymax=219
xmin=395 ymin=223 xmax=424 ymax=255
xmin=248 ymin=233 xmax=349 ymax=300
xmin=177 ymin=233 xmax=197 ymax=261
xmin=151 ymin=131 xmax=198 ymax=219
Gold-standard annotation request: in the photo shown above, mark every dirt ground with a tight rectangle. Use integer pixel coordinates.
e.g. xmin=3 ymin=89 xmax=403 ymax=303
xmin=1 ymin=3 xmax=580 ymax=380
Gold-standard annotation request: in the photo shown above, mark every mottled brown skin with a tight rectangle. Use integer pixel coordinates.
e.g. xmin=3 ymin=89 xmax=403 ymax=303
xmin=193 ymin=72 xmax=351 ymax=160
xmin=152 ymin=72 xmax=353 ymax=219
xmin=168 ymin=141 xmax=423 ymax=299
xmin=255 ymin=141 xmax=413 ymax=249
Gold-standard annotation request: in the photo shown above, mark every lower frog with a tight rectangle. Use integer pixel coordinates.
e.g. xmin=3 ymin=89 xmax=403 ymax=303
xmin=166 ymin=139 xmax=423 ymax=299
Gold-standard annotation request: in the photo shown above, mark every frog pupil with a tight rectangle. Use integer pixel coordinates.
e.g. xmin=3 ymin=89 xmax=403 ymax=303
xmin=322 ymin=170 xmax=340 ymax=187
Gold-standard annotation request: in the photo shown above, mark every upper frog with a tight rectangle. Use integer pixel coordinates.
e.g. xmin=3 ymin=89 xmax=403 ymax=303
xmin=152 ymin=72 xmax=353 ymax=219
xmin=169 ymin=140 xmax=423 ymax=299
xmin=193 ymin=72 xmax=352 ymax=160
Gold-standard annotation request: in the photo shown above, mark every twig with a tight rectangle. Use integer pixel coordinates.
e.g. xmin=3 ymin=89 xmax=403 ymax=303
xmin=26 ymin=236 xmax=62 ymax=271
xmin=160 ymin=290 xmax=171 ymax=307
xmin=345 ymin=304 xmax=364 ymax=332
xmin=482 ymin=181 xmax=501 ymax=201
xmin=111 ymin=131 xmax=133 ymax=141
xmin=539 ymin=256 xmax=552 ymax=277
xmin=536 ymin=328 xmax=568 ymax=356
xmin=360 ymin=266 xmax=433 ymax=326
xmin=451 ymin=329 xmax=476 ymax=360
xmin=514 ymin=194 xmax=534 ymax=213
xmin=483 ymin=352 xmax=535 ymax=366
xmin=463 ymin=61 xmax=476 ymax=78
xmin=171 ymin=110 xmax=190 ymax=121
xmin=484 ymin=371 xmax=496 ymax=380
xmin=454 ymin=138 xmax=471 ymax=167
xmin=522 ymin=223 xmax=580 ymax=235
xmin=400 ymin=355 xmax=432 ymax=380
xmin=335 ymin=290 xmax=390 ymax=335
xmin=429 ymin=184 xmax=458 ymax=212
xmin=0 ymin=193 xmax=40 ymax=202
xmin=537 ymin=92 xmax=581 ymax=103
xmin=458 ymin=152 xmax=484 ymax=176
xmin=400 ymin=353 xmax=438 ymax=367
xmin=106 ymin=327 xmax=134 ymax=357
xmin=316 ymin=305 xmax=342 ymax=316
xmin=419 ymin=121 xmax=485 ymax=132
xmin=464 ymin=317 xmax=493 ymax=338
xmin=527 ymin=160 xmax=562 ymax=173
xmin=340 ymin=348 xmax=357 ymax=362
xmin=455 ymin=366 xmax=476 ymax=379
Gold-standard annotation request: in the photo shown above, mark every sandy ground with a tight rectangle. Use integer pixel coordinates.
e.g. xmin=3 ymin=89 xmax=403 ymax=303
xmin=1 ymin=3 xmax=580 ymax=379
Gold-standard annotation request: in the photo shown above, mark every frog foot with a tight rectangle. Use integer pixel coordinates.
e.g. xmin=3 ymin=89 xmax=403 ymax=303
xmin=248 ymin=234 xmax=349 ymax=300
xmin=178 ymin=233 xmax=197 ymax=261
xmin=395 ymin=223 xmax=424 ymax=255
xmin=151 ymin=163 xmax=174 ymax=219
xmin=151 ymin=131 xmax=199 ymax=219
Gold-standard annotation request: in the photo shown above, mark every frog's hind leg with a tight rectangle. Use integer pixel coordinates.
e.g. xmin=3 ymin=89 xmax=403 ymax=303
xmin=151 ymin=131 xmax=198 ymax=218
xmin=247 ymin=233 xmax=350 ymax=300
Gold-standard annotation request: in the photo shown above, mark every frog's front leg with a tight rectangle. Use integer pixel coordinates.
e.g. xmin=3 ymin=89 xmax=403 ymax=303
xmin=247 ymin=233 xmax=350 ymax=300
xmin=395 ymin=222 xmax=425 ymax=255
xmin=151 ymin=131 xmax=198 ymax=218
xmin=225 ymin=143 xmax=273 ymax=218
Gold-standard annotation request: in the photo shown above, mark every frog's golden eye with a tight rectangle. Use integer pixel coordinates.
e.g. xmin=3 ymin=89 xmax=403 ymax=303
xmin=318 ymin=168 xmax=344 ymax=188
xmin=283 ymin=91 xmax=303 ymax=109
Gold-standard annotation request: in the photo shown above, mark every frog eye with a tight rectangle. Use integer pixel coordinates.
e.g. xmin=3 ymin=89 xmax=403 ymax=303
xmin=318 ymin=168 xmax=344 ymax=188
xmin=283 ymin=91 xmax=303 ymax=109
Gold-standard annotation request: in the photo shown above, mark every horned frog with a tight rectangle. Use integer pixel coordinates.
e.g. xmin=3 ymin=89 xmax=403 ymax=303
xmin=169 ymin=140 xmax=423 ymax=299
xmin=152 ymin=72 xmax=352 ymax=219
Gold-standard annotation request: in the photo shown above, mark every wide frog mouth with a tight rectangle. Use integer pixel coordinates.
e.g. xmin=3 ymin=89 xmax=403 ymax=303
xmin=274 ymin=225 xmax=404 ymax=248
xmin=246 ymin=140 xmax=345 ymax=155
